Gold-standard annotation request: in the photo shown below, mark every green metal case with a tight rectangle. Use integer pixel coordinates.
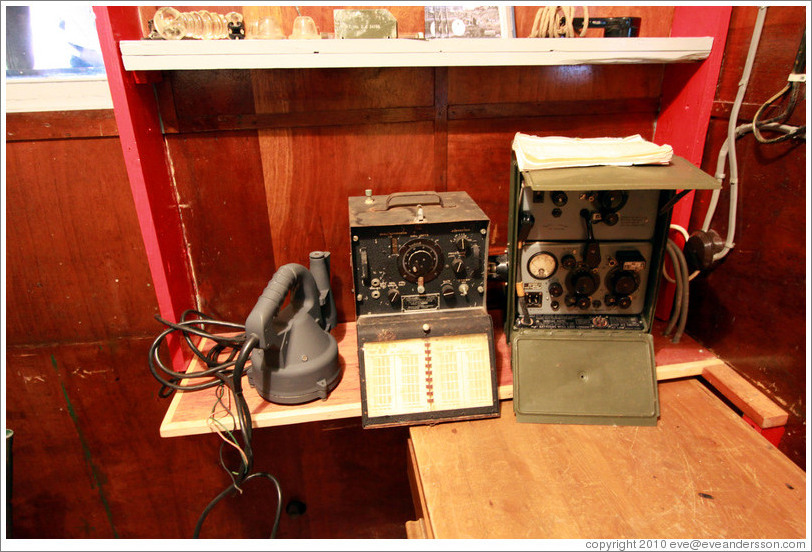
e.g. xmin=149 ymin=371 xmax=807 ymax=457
xmin=506 ymin=155 xmax=720 ymax=426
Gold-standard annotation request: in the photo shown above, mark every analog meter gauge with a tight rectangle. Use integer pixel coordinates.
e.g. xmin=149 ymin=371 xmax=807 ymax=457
xmin=527 ymin=251 xmax=558 ymax=280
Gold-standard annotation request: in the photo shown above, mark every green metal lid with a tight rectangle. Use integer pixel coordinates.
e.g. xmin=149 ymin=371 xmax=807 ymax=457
xmin=512 ymin=329 xmax=659 ymax=426
xmin=521 ymin=156 xmax=720 ymax=192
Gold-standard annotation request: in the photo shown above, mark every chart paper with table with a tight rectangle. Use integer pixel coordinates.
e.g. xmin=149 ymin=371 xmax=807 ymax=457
xmin=362 ymin=333 xmax=495 ymax=421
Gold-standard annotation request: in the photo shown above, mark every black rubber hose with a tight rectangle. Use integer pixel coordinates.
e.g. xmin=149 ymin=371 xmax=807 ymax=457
xmin=663 ymin=240 xmax=683 ymax=338
xmin=673 ymin=241 xmax=691 ymax=343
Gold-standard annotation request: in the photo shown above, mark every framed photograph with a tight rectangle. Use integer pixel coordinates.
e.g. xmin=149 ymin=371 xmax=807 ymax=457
xmin=425 ymin=5 xmax=516 ymax=39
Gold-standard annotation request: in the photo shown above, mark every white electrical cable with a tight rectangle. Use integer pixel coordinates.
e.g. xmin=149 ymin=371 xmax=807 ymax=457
xmin=664 ymin=224 xmax=700 ymax=282
xmin=669 ymin=223 xmax=690 ymax=243
xmin=709 ymin=6 xmax=768 ymax=261
xmin=703 ymin=120 xmax=803 ymax=232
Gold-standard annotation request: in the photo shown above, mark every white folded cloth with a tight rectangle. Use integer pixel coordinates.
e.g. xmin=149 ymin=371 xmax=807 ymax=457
xmin=512 ymin=133 xmax=673 ymax=171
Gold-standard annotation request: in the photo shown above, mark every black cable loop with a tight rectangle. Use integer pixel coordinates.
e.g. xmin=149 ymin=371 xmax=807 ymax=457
xmin=148 ymin=313 xmax=279 ymax=538
xmin=192 ymin=472 xmax=282 ymax=539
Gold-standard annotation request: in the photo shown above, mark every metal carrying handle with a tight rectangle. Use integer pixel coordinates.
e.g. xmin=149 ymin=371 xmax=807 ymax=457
xmin=382 ymin=191 xmax=447 ymax=210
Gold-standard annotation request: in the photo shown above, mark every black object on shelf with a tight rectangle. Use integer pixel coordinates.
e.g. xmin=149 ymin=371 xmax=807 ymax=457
xmin=571 ymin=17 xmax=641 ymax=38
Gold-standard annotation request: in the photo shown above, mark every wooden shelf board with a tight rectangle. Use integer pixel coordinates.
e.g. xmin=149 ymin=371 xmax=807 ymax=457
xmin=120 ymin=37 xmax=713 ymax=71
xmin=157 ymin=316 xmax=768 ymax=438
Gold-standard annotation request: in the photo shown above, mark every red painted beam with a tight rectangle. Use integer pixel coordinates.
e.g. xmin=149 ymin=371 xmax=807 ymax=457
xmin=94 ymin=6 xmax=196 ymax=368
xmin=654 ymin=6 xmax=731 ymax=320
xmin=743 ymin=414 xmax=786 ymax=448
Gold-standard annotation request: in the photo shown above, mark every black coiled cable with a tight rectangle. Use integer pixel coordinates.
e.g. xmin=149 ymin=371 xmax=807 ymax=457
xmin=148 ymin=310 xmax=282 ymax=538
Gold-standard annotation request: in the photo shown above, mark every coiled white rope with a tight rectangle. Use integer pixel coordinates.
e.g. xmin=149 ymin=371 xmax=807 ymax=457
xmin=529 ymin=6 xmax=589 ymax=38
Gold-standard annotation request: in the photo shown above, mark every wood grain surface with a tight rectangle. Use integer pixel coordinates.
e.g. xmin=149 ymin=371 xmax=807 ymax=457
xmin=5 ymin=137 xmax=160 ymax=345
xmin=409 ymin=378 xmax=806 ymax=539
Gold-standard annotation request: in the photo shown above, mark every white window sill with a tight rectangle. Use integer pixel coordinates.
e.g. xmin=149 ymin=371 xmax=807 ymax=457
xmin=5 ymin=77 xmax=113 ymax=113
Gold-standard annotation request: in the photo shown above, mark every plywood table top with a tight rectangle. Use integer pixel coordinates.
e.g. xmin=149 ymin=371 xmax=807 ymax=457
xmin=408 ymin=379 xmax=806 ymax=539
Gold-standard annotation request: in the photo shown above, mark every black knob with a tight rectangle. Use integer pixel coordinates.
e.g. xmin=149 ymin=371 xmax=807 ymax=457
xmin=572 ymin=270 xmax=598 ymax=296
xmin=598 ymin=190 xmax=627 ymax=212
xmin=617 ymin=295 xmax=632 ymax=309
xmin=576 ymin=296 xmax=591 ymax=310
xmin=452 ymin=259 xmax=466 ymax=277
xmin=548 ymin=282 xmax=563 ymax=297
xmin=561 ymin=254 xmax=576 ymax=269
xmin=441 ymin=283 xmax=455 ymax=300
xmin=551 ymin=191 xmax=568 ymax=207
xmin=387 ymin=288 xmax=401 ymax=307
xmin=610 ymin=270 xmax=639 ymax=295
xmin=455 ymin=236 xmax=470 ymax=253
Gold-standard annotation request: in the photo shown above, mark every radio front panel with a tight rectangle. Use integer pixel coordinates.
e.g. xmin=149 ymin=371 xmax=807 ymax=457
xmin=519 ymin=241 xmax=653 ymax=319
xmin=520 ymin=187 xmax=661 ymax=242
xmin=350 ymin=222 xmax=488 ymax=317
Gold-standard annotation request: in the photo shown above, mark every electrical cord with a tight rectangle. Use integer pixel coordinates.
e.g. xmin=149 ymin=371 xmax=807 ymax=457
xmin=663 ymin=224 xmax=700 ymax=284
xmin=191 ymin=334 xmax=282 ymax=538
xmin=702 ymin=7 xmax=805 ymax=264
xmin=662 ymin=240 xmax=684 ymax=339
xmin=149 ymin=312 xmax=283 ymax=538
xmin=193 ymin=472 xmax=283 ymax=539
xmin=662 ymin=239 xmax=691 ymax=343
xmin=752 ymin=82 xmax=806 ymax=144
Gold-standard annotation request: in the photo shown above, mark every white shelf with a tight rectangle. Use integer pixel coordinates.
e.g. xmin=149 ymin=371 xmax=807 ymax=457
xmin=119 ymin=37 xmax=713 ymax=71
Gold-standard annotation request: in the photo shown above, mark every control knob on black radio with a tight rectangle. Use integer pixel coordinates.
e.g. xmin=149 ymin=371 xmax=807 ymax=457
xmin=387 ymin=288 xmax=401 ymax=307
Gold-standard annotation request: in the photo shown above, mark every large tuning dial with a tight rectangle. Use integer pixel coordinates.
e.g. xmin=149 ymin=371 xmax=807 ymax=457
xmin=608 ymin=269 xmax=640 ymax=296
xmin=568 ymin=267 xmax=599 ymax=296
xmin=397 ymin=238 xmax=444 ymax=284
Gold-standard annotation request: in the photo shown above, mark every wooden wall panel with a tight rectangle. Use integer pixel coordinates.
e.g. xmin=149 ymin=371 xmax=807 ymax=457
xmin=250 ymin=67 xmax=434 ymax=113
xmin=6 ymin=346 xmax=118 ymax=537
xmin=252 ymin=123 xmax=437 ymax=323
xmin=166 ymin=69 xmax=256 ymax=127
xmin=5 ymin=136 xmax=159 ymax=345
xmin=714 ymin=6 xmax=806 ymax=116
xmin=6 ymin=110 xmax=119 ymax=141
xmin=686 ymin=5 xmax=807 ymax=469
xmin=449 ymin=65 xmax=663 ymax=105
xmin=6 ymin=340 xmax=414 ymax=538
xmin=164 ymin=131 xmax=275 ymax=322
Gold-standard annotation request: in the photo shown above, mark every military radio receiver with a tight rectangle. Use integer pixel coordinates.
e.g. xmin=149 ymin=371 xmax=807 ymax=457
xmin=507 ymin=153 xmax=719 ymax=427
xmin=349 ymin=191 xmax=498 ymax=428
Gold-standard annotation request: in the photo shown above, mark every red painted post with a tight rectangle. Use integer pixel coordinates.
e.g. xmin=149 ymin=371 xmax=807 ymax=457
xmin=94 ymin=6 xmax=196 ymax=369
xmin=654 ymin=6 xmax=732 ymax=320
